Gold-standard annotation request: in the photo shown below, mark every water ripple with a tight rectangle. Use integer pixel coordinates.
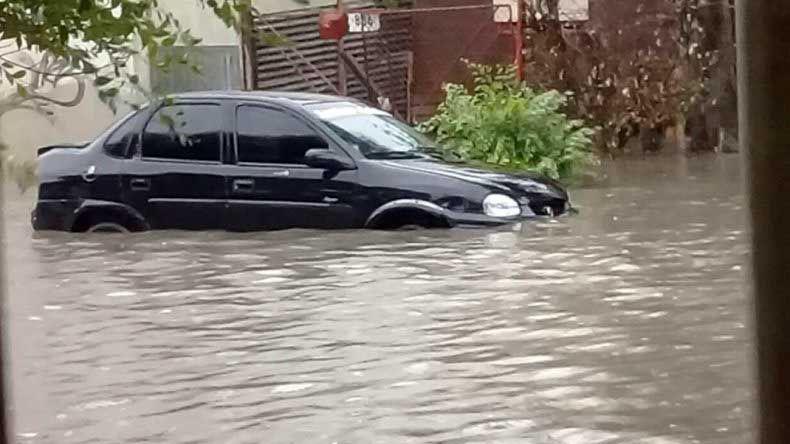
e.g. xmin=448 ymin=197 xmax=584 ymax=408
xmin=5 ymin=156 xmax=754 ymax=444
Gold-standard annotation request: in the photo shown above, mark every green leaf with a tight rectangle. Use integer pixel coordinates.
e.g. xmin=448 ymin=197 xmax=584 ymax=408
xmin=16 ymin=84 xmax=27 ymax=97
xmin=420 ymin=63 xmax=596 ymax=179
xmin=11 ymin=70 xmax=26 ymax=79
xmin=159 ymin=113 xmax=176 ymax=128
xmin=147 ymin=41 xmax=159 ymax=60
xmin=219 ymin=2 xmax=234 ymax=24
xmin=260 ymin=33 xmax=291 ymax=47
xmin=104 ymin=87 xmax=120 ymax=97
xmin=94 ymin=76 xmax=112 ymax=86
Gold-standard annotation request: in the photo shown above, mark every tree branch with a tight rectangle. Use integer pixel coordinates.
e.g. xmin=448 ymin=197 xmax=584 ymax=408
xmin=29 ymin=52 xmax=48 ymax=90
xmin=0 ymin=55 xmax=110 ymax=77
xmin=24 ymin=79 xmax=86 ymax=108
xmin=0 ymin=76 xmax=86 ymax=115
xmin=0 ymin=48 xmax=22 ymax=58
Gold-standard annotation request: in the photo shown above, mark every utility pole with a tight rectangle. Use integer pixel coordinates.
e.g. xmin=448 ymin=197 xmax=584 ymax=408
xmin=0 ymin=190 xmax=8 ymax=444
xmin=336 ymin=0 xmax=348 ymax=95
xmin=514 ymin=0 xmax=525 ymax=81
xmin=737 ymin=1 xmax=790 ymax=443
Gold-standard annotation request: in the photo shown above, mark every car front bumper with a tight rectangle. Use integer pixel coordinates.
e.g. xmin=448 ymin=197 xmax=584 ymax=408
xmin=444 ymin=200 xmax=575 ymax=228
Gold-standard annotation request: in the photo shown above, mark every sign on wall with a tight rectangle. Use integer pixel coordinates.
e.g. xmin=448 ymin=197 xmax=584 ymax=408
xmin=348 ymin=12 xmax=381 ymax=32
xmin=523 ymin=0 xmax=588 ymax=22
xmin=493 ymin=0 xmax=519 ymax=23
xmin=558 ymin=0 xmax=589 ymax=21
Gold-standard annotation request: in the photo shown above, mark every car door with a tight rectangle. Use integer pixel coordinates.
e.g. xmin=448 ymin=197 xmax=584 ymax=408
xmin=82 ymin=110 xmax=145 ymax=203
xmin=226 ymin=103 xmax=359 ymax=231
xmin=123 ymin=102 xmax=231 ymax=230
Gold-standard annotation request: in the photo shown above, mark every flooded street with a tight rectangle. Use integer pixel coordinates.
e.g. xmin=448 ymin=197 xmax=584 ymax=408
xmin=4 ymin=155 xmax=754 ymax=443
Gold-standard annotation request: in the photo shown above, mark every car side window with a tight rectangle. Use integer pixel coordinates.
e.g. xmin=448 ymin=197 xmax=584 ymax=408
xmin=236 ymin=105 xmax=328 ymax=165
xmin=104 ymin=110 xmax=146 ymax=158
xmin=142 ymin=104 xmax=222 ymax=162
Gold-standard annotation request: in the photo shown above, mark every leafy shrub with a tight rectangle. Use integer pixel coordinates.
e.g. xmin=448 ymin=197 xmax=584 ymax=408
xmin=418 ymin=62 xmax=596 ymax=179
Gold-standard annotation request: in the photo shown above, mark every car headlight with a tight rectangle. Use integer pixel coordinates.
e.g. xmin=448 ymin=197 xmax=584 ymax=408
xmin=483 ymin=194 xmax=521 ymax=218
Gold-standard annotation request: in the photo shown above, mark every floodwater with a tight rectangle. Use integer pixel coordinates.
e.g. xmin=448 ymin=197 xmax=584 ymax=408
xmin=4 ymin=155 xmax=754 ymax=444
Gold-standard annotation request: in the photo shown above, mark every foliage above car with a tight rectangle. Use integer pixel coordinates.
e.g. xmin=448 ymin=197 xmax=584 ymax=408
xmin=418 ymin=62 xmax=596 ymax=180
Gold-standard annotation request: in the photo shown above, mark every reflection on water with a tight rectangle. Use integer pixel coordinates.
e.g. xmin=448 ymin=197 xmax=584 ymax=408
xmin=5 ymin=155 xmax=753 ymax=443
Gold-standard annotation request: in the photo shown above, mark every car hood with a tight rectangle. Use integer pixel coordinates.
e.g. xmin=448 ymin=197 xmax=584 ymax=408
xmin=379 ymin=157 xmax=568 ymax=199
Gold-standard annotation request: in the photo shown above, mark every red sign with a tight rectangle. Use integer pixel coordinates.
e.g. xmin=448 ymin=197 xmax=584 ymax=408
xmin=318 ymin=10 xmax=349 ymax=40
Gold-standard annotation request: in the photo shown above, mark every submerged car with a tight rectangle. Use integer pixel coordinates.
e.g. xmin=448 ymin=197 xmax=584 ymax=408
xmin=32 ymin=91 xmax=572 ymax=233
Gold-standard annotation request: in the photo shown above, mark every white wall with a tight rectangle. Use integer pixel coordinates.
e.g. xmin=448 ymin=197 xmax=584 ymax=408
xmin=0 ymin=0 xmax=344 ymax=161
xmin=0 ymin=84 xmax=117 ymax=162
xmin=159 ymin=0 xmax=340 ymax=42
xmin=159 ymin=0 xmax=240 ymax=46
xmin=253 ymin=0 xmax=335 ymax=14
xmin=0 ymin=1 xmax=241 ymax=162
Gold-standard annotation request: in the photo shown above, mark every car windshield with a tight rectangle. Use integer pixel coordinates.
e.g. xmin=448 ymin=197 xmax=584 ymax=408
xmin=307 ymin=102 xmax=439 ymax=159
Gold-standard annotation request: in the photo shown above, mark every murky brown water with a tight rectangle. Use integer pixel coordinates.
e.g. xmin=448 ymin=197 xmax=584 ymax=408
xmin=4 ymin=155 xmax=754 ymax=444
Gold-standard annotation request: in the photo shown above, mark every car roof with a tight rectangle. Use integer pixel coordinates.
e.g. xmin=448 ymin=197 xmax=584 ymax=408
xmin=167 ymin=90 xmax=355 ymax=107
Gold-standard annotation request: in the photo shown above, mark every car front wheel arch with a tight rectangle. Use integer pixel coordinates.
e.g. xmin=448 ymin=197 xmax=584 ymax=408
xmin=366 ymin=207 xmax=451 ymax=230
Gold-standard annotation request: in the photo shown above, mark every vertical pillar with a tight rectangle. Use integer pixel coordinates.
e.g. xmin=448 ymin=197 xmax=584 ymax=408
xmin=337 ymin=37 xmax=348 ymax=95
xmin=737 ymin=1 xmax=790 ymax=442
xmin=514 ymin=0 xmax=525 ymax=80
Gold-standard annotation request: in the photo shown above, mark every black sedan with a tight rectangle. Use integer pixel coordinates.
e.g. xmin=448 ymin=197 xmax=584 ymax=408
xmin=32 ymin=91 xmax=571 ymax=233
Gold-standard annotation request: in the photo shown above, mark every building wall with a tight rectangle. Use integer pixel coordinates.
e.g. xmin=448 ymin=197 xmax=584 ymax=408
xmin=411 ymin=0 xmax=514 ymax=121
xmin=0 ymin=1 xmax=246 ymax=163
xmin=0 ymin=0 xmax=410 ymax=162
xmin=0 ymin=80 xmax=119 ymax=163
xmin=160 ymin=0 xmax=241 ymax=46
xmin=408 ymin=0 xmax=683 ymax=122
xmin=254 ymin=0 xmax=336 ymax=15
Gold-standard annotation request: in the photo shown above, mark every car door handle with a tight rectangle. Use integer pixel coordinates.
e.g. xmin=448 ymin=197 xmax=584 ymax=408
xmin=268 ymin=170 xmax=290 ymax=177
xmin=130 ymin=178 xmax=150 ymax=191
xmin=233 ymin=179 xmax=255 ymax=192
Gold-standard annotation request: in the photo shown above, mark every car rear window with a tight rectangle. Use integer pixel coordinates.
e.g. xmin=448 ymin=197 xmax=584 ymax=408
xmin=103 ymin=110 xmax=146 ymax=158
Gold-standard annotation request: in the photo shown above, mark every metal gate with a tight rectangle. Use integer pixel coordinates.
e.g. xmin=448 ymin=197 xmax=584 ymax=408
xmin=245 ymin=3 xmax=414 ymax=120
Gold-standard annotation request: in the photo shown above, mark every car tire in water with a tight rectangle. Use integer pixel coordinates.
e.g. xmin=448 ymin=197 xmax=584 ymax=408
xmin=371 ymin=208 xmax=450 ymax=231
xmin=86 ymin=222 xmax=130 ymax=234
xmin=398 ymin=224 xmax=424 ymax=231
xmin=72 ymin=209 xmax=146 ymax=234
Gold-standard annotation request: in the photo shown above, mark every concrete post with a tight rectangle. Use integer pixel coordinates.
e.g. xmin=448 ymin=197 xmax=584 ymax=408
xmin=737 ymin=1 xmax=790 ymax=442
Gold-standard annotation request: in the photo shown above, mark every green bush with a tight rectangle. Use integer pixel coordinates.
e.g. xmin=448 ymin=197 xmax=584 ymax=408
xmin=417 ymin=62 xmax=596 ymax=179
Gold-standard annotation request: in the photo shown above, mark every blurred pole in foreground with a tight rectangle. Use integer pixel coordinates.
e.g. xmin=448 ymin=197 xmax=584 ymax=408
xmin=737 ymin=1 xmax=790 ymax=443
xmin=0 ymin=184 xmax=7 ymax=444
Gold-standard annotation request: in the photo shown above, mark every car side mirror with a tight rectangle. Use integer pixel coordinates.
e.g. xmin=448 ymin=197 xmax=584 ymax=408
xmin=304 ymin=149 xmax=354 ymax=170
